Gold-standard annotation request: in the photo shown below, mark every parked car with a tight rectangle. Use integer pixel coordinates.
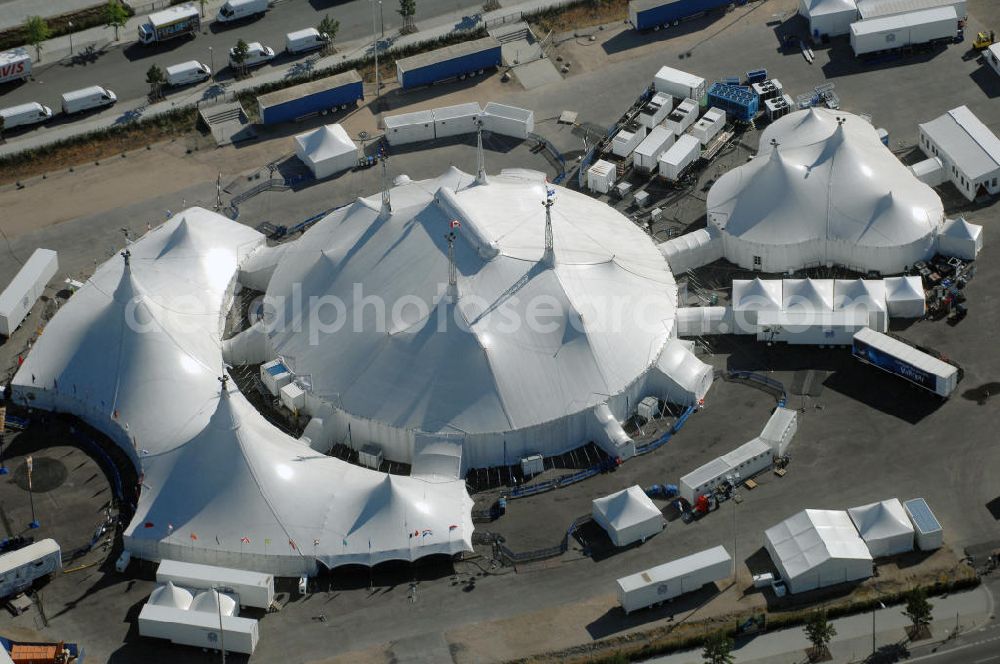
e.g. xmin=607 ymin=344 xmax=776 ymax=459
xmin=229 ymin=42 xmax=275 ymax=69
xmin=0 ymin=102 xmax=52 ymax=129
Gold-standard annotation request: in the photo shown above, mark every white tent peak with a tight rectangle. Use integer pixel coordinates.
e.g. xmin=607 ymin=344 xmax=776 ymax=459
xmin=942 ymin=217 xmax=978 ymax=239
xmin=295 ymin=124 xmax=355 ymax=158
xmin=148 ymin=581 xmax=194 ymax=610
xmin=884 ymin=275 xmax=923 ymax=299
xmin=190 ymin=588 xmax=237 ymax=616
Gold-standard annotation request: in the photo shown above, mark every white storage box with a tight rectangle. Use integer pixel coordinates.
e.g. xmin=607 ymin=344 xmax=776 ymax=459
xmin=903 ymin=498 xmax=943 ymax=551
xmin=481 ymin=102 xmax=534 ymax=139
xmin=138 ymin=604 xmax=259 ymax=654
xmin=587 ymin=159 xmax=617 ymax=193
xmin=433 ymin=102 xmax=483 ymax=138
xmin=383 ymin=109 xmax=435 ymax=145
xmin=156 ymin=560 xmax=274 ymax=610
xmin=0 ymin=248 xmax=58 ymax=337
xmin=689 ymin=107 xmax=725 ymax=146
xmin=665 ymin=98 xmax=699 ymax=135
xmin=638 ymin=92 xmax=673 ymax=128
xmin=279 ymin=381 xmax=306 ymax=412
xmin=260 ymin=359 xmax=292 ymax=396
xmin=611 ymin=124 xmax=647 ymax=157
xmin=617 ymin=545 xmax=731 ymax=614
xmin=633 ymin=125 xmax=675 ymax=172
xmin=359 ymin=443 xmax=384 ymax=470
xmin=653 ymin=66 xmax=706 ymax=102
xmin=658 ymin=134 xmax=701 ymax=180
xmin=520 ymin=454 xmax=544 ymax=476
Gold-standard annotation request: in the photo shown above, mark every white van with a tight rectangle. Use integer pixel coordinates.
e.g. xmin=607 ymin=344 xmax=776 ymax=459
xmin=216 ymin=0 xmax=269 ymax=23
xmin=228 ymin=42 xmax=275 ymax=69
xmin=0 ymin=102 xmax=52 ymax=129
xmin=166 ymin=60 xmax=211 ymax=87
xmin=285 ymin=28 xmax=329 ymax=54
xmin=61 ymin=86 xmax=117 ymax=114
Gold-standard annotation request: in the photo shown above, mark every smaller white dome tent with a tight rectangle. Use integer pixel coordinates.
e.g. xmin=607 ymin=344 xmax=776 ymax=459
xmin=294 ymin=124 xmax=357 ymax=179
xmin=937 ymin=218 xmax=983 ymax=260
xmin=799 ymin=0 xmax=859 ymax=38
xmin=592 ymin=485 xmax=664 ymax=547
xmin=148 ymin=581 xmax=194 ymax=610
xmin=190 ymin=589 xmax=238 ymax=616
xmin=848 ymin=498 xmax=914 ymax=558
xmin=883 ymin=276 xmax=926 ymax=318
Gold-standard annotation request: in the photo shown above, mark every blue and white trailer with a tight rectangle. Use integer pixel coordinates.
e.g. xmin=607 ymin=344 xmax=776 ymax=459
xmin=395 ymin=36 xmax=501 ymax=89
xmin=628 ymin=0 xmax=733 ymax=32
xmin=851 ymin=327 xmax=960 ymax=398
xmin=256 ymin=70 xmax=363 ymax=125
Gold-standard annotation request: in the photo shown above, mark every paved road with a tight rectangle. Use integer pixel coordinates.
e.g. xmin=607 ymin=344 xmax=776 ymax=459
xmin=0 ymin=0 xmax=484 ymax=113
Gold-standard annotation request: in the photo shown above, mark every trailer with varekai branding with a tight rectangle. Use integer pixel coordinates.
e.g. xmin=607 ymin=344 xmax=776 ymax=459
xmin=852 ymin=327 xmax=960 ymax=397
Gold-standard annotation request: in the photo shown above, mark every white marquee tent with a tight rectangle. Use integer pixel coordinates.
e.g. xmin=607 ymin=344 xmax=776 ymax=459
xmin=732 ymin=278 xmax=782 ymax=333
xmin=834 ymin=279 xmax=888 ymax=331
xmin=707 ymin=109 xmax=943 ymax=275
xmin=782 ymin=279 xmax=834 ymax=312
xmin=11 ymin=209 xmax=474 ymax=576
xmin=937 ymin=217 xmax=983 ymax=260
xmin=848 ymin=498 xmax=915 ymax=558
xmin=228 ymin=167 xmax=709 ymax=468
xmin=883 ymin=276 xmax=926 ymax=318
xmin=799 ymin=0 xmax=859 ymax=38
xmin=765 ymin=509 xmax=873 ymax=593
xmin=294 ymin=124 xmax=357 ymax=179
xmin=592 ymin=485 xmax=665 ymax=547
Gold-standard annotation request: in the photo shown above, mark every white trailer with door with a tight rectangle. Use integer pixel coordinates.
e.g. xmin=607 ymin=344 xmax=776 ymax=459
xmin=0 ymin=48 xmax=31 ymax=85
xmin=653 ymin=66 xmax=706 ymax=102
xmin=849 ymin=7 xmax=958 ymax=56
xmin=156 ymin=560 xmax=274 ymax=609
xmin=658 ymin=134 xmax=700 ymax=180
xmin=383 ymin=109 xmax=436 ymax=145
xmin=433 ymin=102 xmax=482 ymax=138
xmin=633 ymin=126 xmax=675 ymax=172
xmin=138 ymin=604 xmax=259 ymax=654
xmin=0 ymin=248 xmax=58 ymax=337
xmin=0 ymin=539 xmax=62 ymax=599
xmin=481 ymin=102 xmax=534 ymax=139
xmin=617 ymin=545 xmax=732 ymax=614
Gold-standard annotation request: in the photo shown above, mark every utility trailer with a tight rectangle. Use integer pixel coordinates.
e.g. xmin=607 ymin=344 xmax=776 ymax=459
xmin=0 ymin=539 xmax=62 ymax=599
xmin=256 ymin=70 xmax=363 ymax=125
xmin=617 ymin=545 xmax=732 ymax=613
xmin=851 ymin=327 xmax=960 ymax=397
xmin=849 ymin=6 xmax=959 ymax=56
xmin=0 ymin=248 xmax=58 ymax=338
xmin=395 ymin=37 xmax=501 ymax=89
xmin=628 ymin=0 xmax=732 ymax=31
xmin=138 ymin=604 xmax=259 ymax=654
xmin=155 ymin=560 xmax=274 ymax=609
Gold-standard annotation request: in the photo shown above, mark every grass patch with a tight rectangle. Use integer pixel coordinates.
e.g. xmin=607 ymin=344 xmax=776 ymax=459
xmin=527 ymin=0 xmax=629 ymax=35
xmin=0 ymin=4 xmax=135 ymax=54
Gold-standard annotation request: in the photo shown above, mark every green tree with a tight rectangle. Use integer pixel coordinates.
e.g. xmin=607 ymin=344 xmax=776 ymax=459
xmin=805 ymin=610 xmax=836 ymax=661
xmin=398 ymin=0 xmax=417 ymax=34
xmin=105 ymin=0 xmax=129 ymax=41
xmin=199 ymin=0 xmax=208 ymax=17
xmin=231 ymin=38 xmax=250 ymax=78
xmin=146 ymin=64 xmax=165 ymax=101
xmin=24 ymin=16 xmax=50 ymax=62
xmin=702 ymin=631 xmax=735 ymax=664
xmin=903 ymin=588 xmax=933 ymax=635
xmin=0 ymin=113 xmax=5 ymax=144
xmin=318 ymin=14 xmax=340 ymax=54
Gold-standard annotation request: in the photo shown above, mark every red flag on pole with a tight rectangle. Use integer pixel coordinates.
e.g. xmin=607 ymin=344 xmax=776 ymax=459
xmin=240 ymin=536 xmax=250 ymax=544
xmin=289 ymin=539 xmax=297 ymax=550
xmin=189 ymin=532 xmax=198 ymax=541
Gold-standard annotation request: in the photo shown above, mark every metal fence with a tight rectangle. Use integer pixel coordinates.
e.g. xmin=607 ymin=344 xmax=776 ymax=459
xmin=529 ymin=132 xmax=567 ymax=184
xmin=634 ymin=404 xmax=696 ymax=456
xmin=495 ymin=514 xmax=590 ymax=564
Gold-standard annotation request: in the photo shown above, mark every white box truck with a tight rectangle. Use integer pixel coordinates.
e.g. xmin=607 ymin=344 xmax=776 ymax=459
xmin=156 ymin=560 xmax=274 ymax=610
xmin=0 ymin=539 xmax=62 ymax=599
xmin=0 ymin=48 xmax=31 ymax=85
xmin=138 ymin=604 xmax=259 ymax=654
xmin=0 ymin=102 xmax=52 ymax=129
xmin=617 ymin=545 xmax=732 ymax=613
xmin=0 ymin=248 xmax=58 ymax=337
xmin=285 ymin=28 xmax=329 ymax=54
xmin=217 ymin=0 xmax=270 ymax=23
xmin=61 ymin=86 xmax=117 ymax=114
xmin=137 ymin=4 xmax=200 ymax=45
xmin=653 ymin=66 xmax=706 ymax=103
xmin=166 ymin=61 xmax=211 ymax=87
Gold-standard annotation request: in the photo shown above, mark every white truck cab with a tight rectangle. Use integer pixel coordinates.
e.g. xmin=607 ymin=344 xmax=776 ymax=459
xmin=229 ymin=42 xmax=275 ymax=68
xmin=166 ymin=60 xmax=212 ymax=86
xmin=61 ymin=86 xmax=117 ymax=114
xmin=285 ymin=28 xmax=329 ymax=54
xmin=0 ymin=102 xmax=53 ymax=129
xmin=216 ymin=0 xmax=269 ymax=23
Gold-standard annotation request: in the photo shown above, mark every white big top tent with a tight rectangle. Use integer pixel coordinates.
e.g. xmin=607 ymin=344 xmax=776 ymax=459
xmin=765 ymin=509 xmax=873 ymax=593
xmin=848 ymin=498 xmax=915 ymax=558
xmin=592 ymin=485 xmax=665 ymax=547
xmin=10 ymin=209 xmax=474 ymax=576
xmin=294 ymin=123 xmax=357 ymax=179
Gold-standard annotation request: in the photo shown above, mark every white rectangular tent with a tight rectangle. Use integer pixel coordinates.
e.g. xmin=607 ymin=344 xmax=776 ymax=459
xmin=937 ymin=217 xmax=982 ymax=260
xmin=732 ymin=278 xmax=783 ymax=333
xmin=800 ymin=0 xmax=859 ymax=38
xmin=883 ymin=276 xmax=926 ymax=318
xmin=592 ymin=485 xmax=664 ymax=547
xmin=294 ymin=124 xmax=357 ymax=179
xmin=834 ymin=279 xmax=888 ymax=332
xmin=848 ymin=498 xmax=914 ymax=558
xmin=765 ymin=509 xmax=873 ymax=593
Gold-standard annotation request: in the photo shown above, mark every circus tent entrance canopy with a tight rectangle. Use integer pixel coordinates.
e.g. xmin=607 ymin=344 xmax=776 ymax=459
xmin=294 ymin=124 xmax=357 ymax=179
xmin=592 ymin=485 xmax=665 ymax=547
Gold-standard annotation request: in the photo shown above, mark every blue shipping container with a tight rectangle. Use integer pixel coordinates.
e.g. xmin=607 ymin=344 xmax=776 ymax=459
xmin=257 ymin=70 xmax=363 ymax=125
xmin=395 ymin=36 xmax=502 ymax=89
xmin=628 ymin=0 xmax=732 ymax=31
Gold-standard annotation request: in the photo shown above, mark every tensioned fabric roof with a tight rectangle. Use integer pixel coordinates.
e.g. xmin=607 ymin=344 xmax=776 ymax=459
xmin=765 ymin=509 xmax=872 ymax=584
xmin=11 ymin=209 xmax=473 ymax=575
xmin=294 ymin=124 xmax=356 ymax=165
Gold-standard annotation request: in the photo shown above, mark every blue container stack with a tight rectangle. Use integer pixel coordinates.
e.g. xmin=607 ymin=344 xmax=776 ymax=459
xmin=708 ymin=82 xmax=760 ymax=121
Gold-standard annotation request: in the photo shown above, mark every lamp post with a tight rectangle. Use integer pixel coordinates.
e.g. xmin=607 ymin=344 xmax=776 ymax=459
xmin=872 ymin=600 xmax=886 ymax=657
xmin=68 ymin=21 xmax=74 ymax=55
xmin=212 ymin=585 xmax=234 ymax=664
xmin=208 ymin=46 xmax=214 ymax=79
xmin=26 ymin=455 xmax=39 ymax=529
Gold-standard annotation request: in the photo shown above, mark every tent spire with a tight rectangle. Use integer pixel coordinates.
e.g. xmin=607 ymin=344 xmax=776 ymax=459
xmin=380 ymin=158 xmax=392 ymax=217
xmin=542 ymin=194 xmax=555 ymax=266
xmin=120 ymin=248 xmax=131 ymax=266
xmin=218 ymin=373 xmax=230 ymax=394
xmin=475 ymin=117 xmax=487 ymax=185
xmin=445 ymin=231 xmax=458 ymax=301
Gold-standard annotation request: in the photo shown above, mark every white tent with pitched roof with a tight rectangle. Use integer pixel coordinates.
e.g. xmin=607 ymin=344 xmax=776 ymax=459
xmin=592 ymin=485 xmax=665 ymax=547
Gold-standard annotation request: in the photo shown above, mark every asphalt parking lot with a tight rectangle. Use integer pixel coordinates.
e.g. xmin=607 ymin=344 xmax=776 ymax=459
xmin=0 ymin=0 xmax=998 ymax=661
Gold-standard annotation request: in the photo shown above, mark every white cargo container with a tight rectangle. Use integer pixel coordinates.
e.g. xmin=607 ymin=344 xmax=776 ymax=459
xmin=433 ymin=102 xmax=482 ymax=138
xmin=658 ymin=134 xmax=700 ymax=181
xmin=987 ymin=43 xmax=1000 ymax=77
xmin=587 ymin=159 xmax=617 ymax=193
xmin=138 ymin=604 xmax=259 ymax=654
xmin=849 ymin=6 xmax=957 ymax=56
xmin=759 ymin=407 xmax=797 ymax=457
xmin=520 ymin=454 xmax=544 ymax=477
xmin=638 ymin=92 xmax=673 ymax=128
xmin=156 ymin=560 xmax=274 ymax=610
xmin=665 ymin=98 xmax=699 ymax=135
xmin=359 ymin=443 xmax=384 ymax=470
xmin=61 ymin=86 xmax=117 ymax=114
xmin=633 ymin=125 xmax=675 ymax=172
xmin=680 ymin=437 xmax=772 ymax=502
xmin=617 ymin=545 xmax=732 ymax=614
xmin=279 ymin=381 xmax=306 ymax=412
xmin=383 ymin=109 xmax=436 ymax=145
xmin=0 ymin=102 xmax=52 ymax=130
xmin=611 ymin=124 xmax=647 ymax=157
xmin=285 ymin=28 xmax=329 ymax=54
xmin=0 ymin=539 xmax=61 ymax=599
xmin=217 ymin=0 xmax=269 ymax=22
xmin=0 ymin=48 xmax=31 ymax=85
xmin=0 ymin=248 xmax=58 ymax=337
xmin=689 ymin=107 xmax=725 ymax=145
xmin=260 ymin=359 xmax=292 ymax=395
xmin=653 ymin=66 xmax=706 ymax=102
xmin=903 ymin=498 xmax=943 ymax=551
xmin=481 ymin=102 xmax=534 ymax=139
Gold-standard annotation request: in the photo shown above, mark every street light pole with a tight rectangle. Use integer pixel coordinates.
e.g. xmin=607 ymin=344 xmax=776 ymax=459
xmin=371 ymin=0 xmax=380 ymax=100
xmin=26 ymin=455 xmax=39 ymax=529
xmin=212 ymin=585 xmax=233 ymax=664
xmin=872 ymin=600 xmax=886 ymax=657
xmin=208 ymin=46 xmax=214 ymax=79
xmin=68 ymin=22 xmax=74 ymax=55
